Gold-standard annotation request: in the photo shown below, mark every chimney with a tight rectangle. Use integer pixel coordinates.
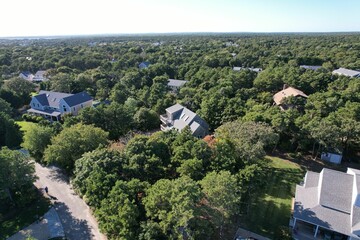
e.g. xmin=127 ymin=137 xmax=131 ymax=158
xmin=283 ymin=84 xmax=288 ymax=90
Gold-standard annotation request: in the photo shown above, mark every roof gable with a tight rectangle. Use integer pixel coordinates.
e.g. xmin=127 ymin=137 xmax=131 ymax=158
xmin=273 ymin=86 xmax=308 ymax=105
xmin=34 ymin=93 xmax=49 ymax=106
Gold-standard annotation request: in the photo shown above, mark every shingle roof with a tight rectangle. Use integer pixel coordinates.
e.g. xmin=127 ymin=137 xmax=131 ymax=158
xmin=166 ymin=103 xmax=185 ymax=114
xmin=273 ymin=86 xmax=308 ymax=105
xmin=294 ymin=168 xmax=360 ymax=238
xmin=38 ymin=91 xmax=72 ymax=108
xmin=62 ymin=92 xmax=92 ymax=107
xmin=34 ymin=93 xmax=49 ymax=106
xmin=164 ymin=103 xmax=208 ymax=135
xmin=21 ymin=71 xmax=32 ymax=77
xmin=332 ymin=68 xmax=360 ymax=77
xmin=319 ymin=168 xmax=353 ymax=213
xmin=168 ymin=79 xmax=188 ymax=88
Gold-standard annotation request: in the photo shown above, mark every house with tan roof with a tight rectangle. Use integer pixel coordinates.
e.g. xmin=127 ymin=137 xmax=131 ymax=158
xmin=273 ymin=86 xmax=308 ymax=110
xmin=292 ymin=168 xmax=360 ymax=240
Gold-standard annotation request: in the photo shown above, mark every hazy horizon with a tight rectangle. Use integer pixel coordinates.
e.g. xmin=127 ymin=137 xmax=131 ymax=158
xmin=1 ymin=0 xmax=360 ymax=38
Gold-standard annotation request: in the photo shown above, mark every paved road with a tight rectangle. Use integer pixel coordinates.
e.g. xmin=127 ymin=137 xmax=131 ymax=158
xmin=35 ymin=163 xmax=106 ymax=240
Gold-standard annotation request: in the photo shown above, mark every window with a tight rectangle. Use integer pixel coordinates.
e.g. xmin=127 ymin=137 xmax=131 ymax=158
xmin=73 ymin=107 xmax=76 ymax=111
xmin=63 ymin=105 xmax=67 ymax=112
xmin=81 ymin=104 xmax=83 ymax=108
xmin=37 ymin=104 xmax=39 ymax=107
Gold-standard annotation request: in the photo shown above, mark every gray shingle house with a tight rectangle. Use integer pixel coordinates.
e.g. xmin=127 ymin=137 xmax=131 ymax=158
xmin=332 ymin=68 xmax=360 ymax=78
xmin=27 ymin=90 xmax=92 ymax=121
xmin=160 ymin=103 xmax=209 ymax=138
xmin=293 ymin=168 xmax=360 ymax=239
xmin=32 ymin=70 xmax=48 ymax=82
xmin=167 ymin=79 xmax=188 ymax=92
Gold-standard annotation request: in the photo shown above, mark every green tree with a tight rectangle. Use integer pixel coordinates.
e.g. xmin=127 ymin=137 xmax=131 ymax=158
xmin=1 ymin=77 xmax=35 ymax=106
xmin=144 ymin=176 xmax=204 ymax=239
xmin=133 ymin=107 xmax=160 ymax=131
xmin=0 ymin=147 xmax=36 ymax=204
xmin=43 ymin=123 xmax=108 ymax=172
xmin=96 ymin=179 xmax=148 ymax=240
xmin=22 ymin=124 xmax=53 ymax=162
xmin=0 ymin=113 xmax=22 ymax=148
xmin=216 ymin=120 xmax=279 ymax=163
xmin=200 ymin=171 xmax=239 ymax=238
xmin=0 ymin=98 xmax=12 ymax=116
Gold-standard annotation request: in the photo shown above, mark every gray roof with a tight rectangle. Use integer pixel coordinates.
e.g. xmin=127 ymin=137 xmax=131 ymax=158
xmin=166 ymin=103 xmax=185 ymax=114
xmin=164 ymin=103 xmax=208 ymax=136
xmin=332 ymin=68 xmax=360 ymax=77
xmin=172 ymin=107 xmax=197 ymax=131
xmin=233 ymin=67 xmax=262 ymax=72
xmin=304 ymin=171 xmax=320 ymax=188
xmin=63 ymin=92 xmax=92 ymax=107
xmin=168 ymin=79 xmax=188 ymax=88
xmin=294 ymin=168 xmax=360 ymax=238
xmin=38 ymin=91 xmax=72 ymax=108
xmin=319 ymin=169 xmax=353 ymax=213
xmin=300 ymin=65 xmax=322 ymax=71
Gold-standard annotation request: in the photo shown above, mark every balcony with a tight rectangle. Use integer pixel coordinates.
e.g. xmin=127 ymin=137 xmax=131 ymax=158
xmin=160 ymin=114 xmax=169 ymax=124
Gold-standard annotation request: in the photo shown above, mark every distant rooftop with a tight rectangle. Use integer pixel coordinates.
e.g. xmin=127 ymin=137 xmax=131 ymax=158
xmin=273 ymin=86 xmax=308 ymax=105
xmin=168 ymin=79 xmax=188 ymax=88
xmin=332 ymin=68 xmax=360 ymax=77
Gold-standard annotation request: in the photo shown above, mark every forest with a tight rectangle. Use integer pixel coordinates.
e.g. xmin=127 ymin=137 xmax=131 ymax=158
xmin=1 ymin=33 xmax=360 ymax=239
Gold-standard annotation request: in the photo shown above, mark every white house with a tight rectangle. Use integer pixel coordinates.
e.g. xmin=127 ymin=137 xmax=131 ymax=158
xmin=27 ymin=90 xmax=93 ymax=121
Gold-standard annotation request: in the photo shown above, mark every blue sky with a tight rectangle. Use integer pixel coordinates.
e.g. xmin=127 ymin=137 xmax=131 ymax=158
xmin=1 ymin=0 xmax=359 ymax=37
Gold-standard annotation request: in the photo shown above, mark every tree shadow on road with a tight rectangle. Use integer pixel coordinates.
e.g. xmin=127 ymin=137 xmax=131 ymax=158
xmin=47 ymin=165 xmax=69 ymax=183
xmin=54 ymin=202 xmax=94 ymax=240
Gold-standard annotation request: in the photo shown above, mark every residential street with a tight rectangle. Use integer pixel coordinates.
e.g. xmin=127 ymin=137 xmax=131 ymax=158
xmin=34 ymin=163 xmax=106 ymax=240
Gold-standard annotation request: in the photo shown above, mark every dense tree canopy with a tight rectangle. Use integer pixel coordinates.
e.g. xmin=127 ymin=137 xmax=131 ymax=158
xmin=43 ymin=123 xmax=109 ymax=171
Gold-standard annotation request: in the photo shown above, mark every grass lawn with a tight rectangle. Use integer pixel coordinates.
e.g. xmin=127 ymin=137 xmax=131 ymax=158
xmin=241 ymin=155 xmax=305 ymax=239
xmin=0 ymin=192 xmax=50 ymax=239
xmin=16 ymin=121 xmax=36 ymax=133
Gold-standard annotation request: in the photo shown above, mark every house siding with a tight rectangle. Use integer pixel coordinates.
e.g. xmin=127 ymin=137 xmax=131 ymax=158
xmin=30 ymin=98 xmax=45 ymax=111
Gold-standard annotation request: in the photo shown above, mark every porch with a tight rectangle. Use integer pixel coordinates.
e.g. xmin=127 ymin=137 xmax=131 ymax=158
xmin=27 ymin=108 xmax=61 ymax=121
xmin=291 ymin=218 xmax=349 ymax=240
